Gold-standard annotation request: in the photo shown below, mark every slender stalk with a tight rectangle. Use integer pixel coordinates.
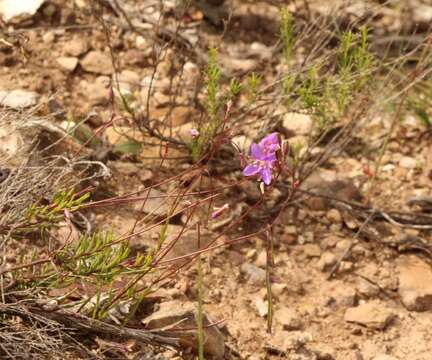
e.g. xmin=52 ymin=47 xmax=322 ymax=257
xmin=196 ymin=223 xmax=205 ymax=360
xmin=266 ymin=225 xmax=274 ymax=334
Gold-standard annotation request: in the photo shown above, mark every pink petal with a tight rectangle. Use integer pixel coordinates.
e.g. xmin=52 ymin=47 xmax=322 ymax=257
xmin=243 ymin=164 xmax=260 ymax=177
xmin=259 ymin=132 xmax=279 ymax=148
xmin=261 ymin=167 xmax=272 ymax=185
xmin=250 ymin=143 xmax=264 ymax=159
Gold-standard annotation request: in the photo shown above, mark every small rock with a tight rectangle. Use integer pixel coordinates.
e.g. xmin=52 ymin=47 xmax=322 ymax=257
xmin=284 ymin=225 xmax=297 ymax=235
xmin=63 ymin=38 xmax=88 ymax=57
xmin=326 ymin=209 xmax=342 ymax=223
xmin=183 ymin=61 xmax=200 ymax=85
xmin=124 ymin=49 xmax=148 ymax=66
xmin=56 ymin=56 xmax=78 ymax=72
xmin=282 ymin=112 xmax=313 ymax=136
xmin=80 ymin=51 xmax=114 ymax=75
xmin=399 ymin=156 xmax=417 ymax=170
xmin=272 ymin=283 xmax=287 ymax=297
xmin=317 ymin=251 xmax=337 ymax=271
xmin=42 ymin=31 xmax=55 ymax=44
xmin=344 ymin=301 xmax=395 ymax=330
xmin=311 ymin=343 xmax=336 ymax=360
xmin=240 ymin=263 xmax=266 ymax=285
xmin=255 ymin=298 xmax=268 ymax=317
xmin=113 ymin=70 xmax=140 ymax=94
xmin=397 ymin=255 xmax=432 ymax=311
xmin=357 ymin=278 xmax=380 ymax=298
xmin=268 ymin=331 xmax=312 ymax=352
xmin=276 ymin=307 xmax=302 ymax=330
xmin=0 ymin=89 xmax=38 ymax=109
xmin=142 ymin=301 xmax=224 ymax=359
xmin=373 ymin=355 xmax=398 ymax=360
xmin=413 ymin=4 xmax=432 ymax=24
xmin=303 ymin=243 xmax=321 ymax=258
xmin=249 ymin=42 xmax=272 ymax=59
xmin=255 ymin=251 xmax=267 ymax=268
xmin=83 ymin=76 xmax=110 ymax=106
xmin=220 ymin=57 xmax=257 ymax=73
xmin=0 ymin=0 xmax=45 ymax=22
xmin=302 ymin=172 xmax=362 ymax=211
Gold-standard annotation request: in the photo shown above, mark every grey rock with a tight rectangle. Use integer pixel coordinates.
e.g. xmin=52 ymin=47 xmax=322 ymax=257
xmin=142 ymin=301 xmax=225 ymax=359
xmin=240 ymin=263 xmax=266 ymax=285
xmin=0 ymin=0 xmax=44 ymax=23
xmin=0 ymin=89 xmax=38 ymax=109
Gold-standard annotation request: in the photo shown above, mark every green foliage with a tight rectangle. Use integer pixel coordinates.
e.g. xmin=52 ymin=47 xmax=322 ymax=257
xmin=288 ymin=27 xmax=375 ymax=131
xmin=191 ymin=48 xmax=222 ymax=160
xmin=245 ymin=72 xmax=262 ymax=104
xmin=57 ymin=231 xmax=130 ymax=281
xmin=408 ymin=96 xmax=432 ymax=128
xmin=25 ymin=188 xmax=90 ymax=228
xmin=280 ymin=8 xmax=296 ymax=63
xmin=229 ymin=78 xmax=242 ymax=99
xmin=114 ymin=139 xmax=143 ymax=155
xmin=191 ymin=48 xmax=241 ymax=161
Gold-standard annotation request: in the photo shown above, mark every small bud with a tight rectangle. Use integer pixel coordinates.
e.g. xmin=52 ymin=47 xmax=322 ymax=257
xmin=64 ymin=209 xmax=71 ymax=220
xmin=211 ymin=203 xmax=229 ymax=219
xmin=189 ymin=128 xmax=199 ymax=138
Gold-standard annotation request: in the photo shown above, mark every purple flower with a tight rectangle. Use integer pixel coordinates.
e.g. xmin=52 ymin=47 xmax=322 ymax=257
xmin=259 ymin=132 xmax=280 ymax=155
xmin=189 ymin=128 xmax=199 ymax=138
xmin=242 ymin=133 xmax=280 ymax=186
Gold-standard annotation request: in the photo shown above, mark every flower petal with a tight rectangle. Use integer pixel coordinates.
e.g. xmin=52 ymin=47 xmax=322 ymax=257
xmin=259 ymin=132 xmax=279 ymax=148
xmin=263 ymin=153 xmax=277 ymax=162
xmin=243 ymin=163 xmax=261 ymax=177
xmin=261 ymin=167 xmax=272 ymax=185
xmin=250 ymin=143 xmax=264 ymax=160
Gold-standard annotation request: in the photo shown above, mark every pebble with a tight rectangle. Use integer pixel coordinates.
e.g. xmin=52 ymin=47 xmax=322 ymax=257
xmin=344 ymin=301 xmax=396 ymax=329
xmin=0 ymin=0 xmax=45 ymax=22
xmin=268 ymin=331 xmax=313 ymax=352
xmin=317 ymin=251 xmax=337 ymax=271
xmin=303 ymin=244 xmax=321 ymax=258
xmin=80 ymin=50 xmax=114 ymax=75
xmin=142 ymin=301 xmax=224 ymax=359
xmin=255 ymin=251 xmax=267 ymax=268
xmin=373 ymin=355 xmax=398 ymax=360
xmin=276 ymin=307 xmax=302 ymax=330
xmin=113 ymin=70 xmax=140 ymax=94
xmin=397 ymin=255 xmax=432 ymax=311
xmin=0 ymin=89 xmax=39 ymax=109
xmin=42 ymin=31 xmax=55 ymax=44
xmin=240 ymin=263 xmax=266 ymax=285
xmin=282 ymin=112 xmax=313 ymax=136
xmin=399 ymin=156 xmax=417 ymax=170
xmin=56 ymin=56 xmax=78 ymax=72
xmin=311 ymin=343 xmax=336 ymax=360
xmin=326 ymin=208 xmax=342 ymax=223
xmin=63 ymin=38 xmax=88 ymax=57
xmin=255 ymin=298 xmax=268 ymax=317
xmin=83 ymin=76 xmax=110 ymax=106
